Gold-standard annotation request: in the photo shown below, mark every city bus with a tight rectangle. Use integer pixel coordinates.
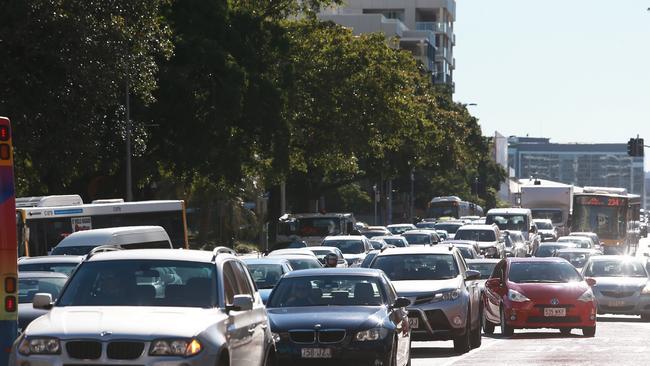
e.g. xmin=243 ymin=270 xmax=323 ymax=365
xmin=17 ymin=198 xmax=189 ymax=257
xmin=0 ymin=117 xmax=17 ymax=366
xmin=426 ymin=196 xmax=484 ymax=219
xmin=571 ymin=187 xmax=640 ymax=254
xmin=277 ymin=212 xmax=356 ymax=246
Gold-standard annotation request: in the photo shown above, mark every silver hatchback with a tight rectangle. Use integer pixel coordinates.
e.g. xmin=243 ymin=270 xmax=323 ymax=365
xmin=11 ymin=248 xmax=275 ymax=366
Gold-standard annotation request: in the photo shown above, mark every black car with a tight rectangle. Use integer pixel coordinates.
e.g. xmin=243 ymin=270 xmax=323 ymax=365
xmin=266 ymin=268 xmax=412 ymax=366
xmin=17 ymin=271 xmax=68 ymax=332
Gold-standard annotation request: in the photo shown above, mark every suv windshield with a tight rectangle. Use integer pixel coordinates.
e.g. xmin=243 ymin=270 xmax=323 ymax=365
xmin=57 ymin=260 xmax=217 ymax=308
xmin=534 ymin=244 xmax=570 ymax=257
xmin=246 ymin=263 xmax=284 ymax=289
xmin=323 ymin=240 xmax=365 ymax=254
xmin=534 ymin=221 xmax=553 ymax=230
xmin=486 ymin=214 xmax=527 ymax=231
xmin=583 ymin=259 xmax=648 ymax=278
xmin=455 ymin=230 xmax=496 ymax=242
xmin=372 ymin=254 xmax=459 ymax=281
xmin=434 ymin=223 xmax=462 ymax=234
xmin=467 ymin=262 xmax=498 ymax=279
xmin=402 ymin=234 xmax=432 ymax=245
xmin=508 ymin=261 xmax=582 ymax=283
xmin=19 ymin=263 xmax=79 ymax=276
xmin=267 ymin=276 xmax=384 ymax=307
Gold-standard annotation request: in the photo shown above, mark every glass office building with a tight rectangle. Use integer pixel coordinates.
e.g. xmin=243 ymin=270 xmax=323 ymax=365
xmin=508 ymin=137 xmax=644 ymax=201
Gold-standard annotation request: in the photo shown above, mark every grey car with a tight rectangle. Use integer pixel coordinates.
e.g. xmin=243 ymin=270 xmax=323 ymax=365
xmin=17 ymin=272 xmax=68 ymax=333
xmin=370 ymin=246 xmax=482 ymax=354
xmin=11 ymin=248 xmax=275 ymax=366
xmin=583 ymin=255 xmax=650 ymax=320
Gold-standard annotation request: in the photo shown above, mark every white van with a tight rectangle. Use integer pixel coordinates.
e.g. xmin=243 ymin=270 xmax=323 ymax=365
xmin=50 ymin=226 xmax=173 ymax=255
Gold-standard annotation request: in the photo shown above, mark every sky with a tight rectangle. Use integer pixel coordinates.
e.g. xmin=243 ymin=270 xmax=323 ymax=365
xmin=453 ymin=0 xmax=650 ymax=169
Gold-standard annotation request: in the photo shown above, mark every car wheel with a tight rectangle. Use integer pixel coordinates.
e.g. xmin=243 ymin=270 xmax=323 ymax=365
xmin=385 ymin=338 xmax=397 ymax=366
xmin=453 ymin=314 xmax=471 ymax=354
xmin=559 ymin=328 xmax=572 ymax=336
xmin=582 ymin=326 xmax=596 ymax=337
xmin=470 ymin=315 xmax=482 ymax=348
xmin=641 ymin=314 xmax=650 ymax=322
xmin=217 ymin=352 xmax=230 ymax=366
xmin=500 ymin=307 xmax=514 ymax=337
xmin=483 ymin=311 xmax=495 ymax=335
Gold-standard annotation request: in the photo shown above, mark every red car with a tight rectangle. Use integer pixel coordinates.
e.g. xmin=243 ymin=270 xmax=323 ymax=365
xmin=482 ymin=257 xmax=597 ymax=337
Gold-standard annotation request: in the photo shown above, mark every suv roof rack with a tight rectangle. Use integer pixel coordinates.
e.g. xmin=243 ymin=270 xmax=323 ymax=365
xmin=85 ymin=244 xmax=124 ymax=259
xmin=211 ymin=246 xmax=237 ymax=261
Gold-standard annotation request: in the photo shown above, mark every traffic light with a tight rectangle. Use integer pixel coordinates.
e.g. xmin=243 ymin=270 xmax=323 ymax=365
xmin=627 ymin=137 xmax=645 ymax=157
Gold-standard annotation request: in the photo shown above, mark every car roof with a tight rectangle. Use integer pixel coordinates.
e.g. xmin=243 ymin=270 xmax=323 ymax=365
xmin=507 ymin=257 xmax=567 ymax=264
xmin=570 ymin=232 xmax=597 ymax=237
xmin=283 ymin=268 xmax=384 ymax=278
xmin=377 ymin=246 xmax=456 ymax=256
xmin=323 ymin=235 xmax=366 ymax=240
xmin=435 ymin=221 xmax=464 ymax=225
xmin=373 ymin=236 xmax=406 ymax=241
xmin=55 ymin=226 xmax=169 ymax=248
xmin=487 ymin=208 xmax=531 ymax=215
xmin=268 ymin=249 xmax=317 ymax=257
xmin=84 ymin=248 xmax=219 ymax=263
xmin=387 ymin=224 xmax=414 ymax=227
xmin=18 ymin=271 xmax=69 ymax=278
xmin=446 ymin=240 xmax=479 ymax=245
xmin=587 ymin=255 xmax=644 ymax=262
xmin=402 ymin=230 xmax=435 ymax=235
xmin=457 ymin=225 xmax=496 ymax=231
xmin=271 ymin=254 xmax=321 ymax=261
xmin=242 ymin=258 xmax=291 ymax=265
xmin=465 ymin=258 xmax=501 ymax=264
xmin=555 ymin=248 xmax=599 ymax=254
xmin=558 ymin=236 xmax=590 ymax=242
xmin=18 ymin=255 xmax=85 ymax=264
xmin=539 ymin=242 xmax=571 ymax=246
xmin=308 ymin=246 xmax=340 ymax=252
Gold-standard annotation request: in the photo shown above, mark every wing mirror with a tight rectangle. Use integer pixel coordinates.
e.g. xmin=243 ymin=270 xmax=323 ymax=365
xmin=33 ymin=293 xmax=54 ymax=310
xmin=227 ymin=294 xmax=254 ymax=313
xmin=392 ymin=297 xmax=411 ymax=309
xmin=585 ymin=278 xmax=596 ymax=287
xmin=465 ymin=270 xmax=481 ymax=281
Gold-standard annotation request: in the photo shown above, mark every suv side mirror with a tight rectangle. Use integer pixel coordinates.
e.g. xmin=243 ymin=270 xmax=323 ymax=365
xmin=529 ymin=226 xmax=537 ymax=234
xmin=465 ymin=270 xmax=481 ymax=281
xmin=585 ymin=278 xmax=596 ymax=287
xmin=227 ymin=294 xmax=254 ymax=312
xmin=33 ymin=293 xmax=54 ymax=310
xmin=392 ymin=297 xmax=411 ymax=309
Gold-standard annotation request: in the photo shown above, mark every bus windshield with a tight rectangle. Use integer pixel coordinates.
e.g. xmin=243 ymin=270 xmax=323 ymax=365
xmin=295 ymin=218 xmax=341 ymax=237
xmin=486 ymin=214 xmax=527 ymax=232
xmin=572 ymin=204 xmax=626 ymax=240
xmin=429 ymin=204 xmax=458 ymax=219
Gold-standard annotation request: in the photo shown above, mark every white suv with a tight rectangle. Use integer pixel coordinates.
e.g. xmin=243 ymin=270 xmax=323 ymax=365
xmin=11 ymin=248 xmax=275 ymax=366
xmin=454 ymin=225 xmax=504 ymax=259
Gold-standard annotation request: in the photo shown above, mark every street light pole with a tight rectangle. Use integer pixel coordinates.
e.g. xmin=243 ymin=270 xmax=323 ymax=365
xmin=125 ymin=72 xmax=133 ymax=202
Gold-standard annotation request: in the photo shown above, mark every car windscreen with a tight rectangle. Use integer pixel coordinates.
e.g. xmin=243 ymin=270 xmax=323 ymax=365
xmin=360 ymin=252 xmax=378 ymax=268
xmin=246 ymin=263 xmax=284 ymax=289
xmin=57 ymin=260 xmax=217 ymax=308
xmin=534 ymin=221 xmax=553 ymax=230
xmin=583 ymin=259 xmax=648 ymax=278
xmin=372 ymin=254 xmax=459 ymax=281
xmin=556 ymin=252 xmax=591 ymax=268
xmin=310 ymin=249 xmax=334 ymax=259
xmin=324 ymin=240 xmax=365 ymax=254
xmin=434 ymin=223 xmax=462 ymax=234
xmin=50 ymin=246 xmax=95 ymax=255
xmin=486 ymin=214 xmax=527 ymax=232
xmin=267 ymin=276 xmax=384 ymax=307
xmin=287 ymin=258 xmax=322 ymax=270
xmin=534 ymin=245 xmax=567 ymax=257
xmin=455 ymin=230 xmax=496 ymax=242
xmin=388 ymin=226 xmax=412 ymax=234
xmin=456 ymin=246 xmax=474 ymax=259
xmin=19 ymin=263 xmax=79 ymax=276
xmin=370 ymin=241 xmax=383 ymax=250
xmin=558 ymin=238 xmax=590 ymax=248
xmin=415 ymin=222 xmax=436 ymax=229
xmin=508 ymin=261 xmax=582 ymax=283
xmin=467 ymin=262 xmax=497 ymax=279
xmin=402 ymin=234 xmax=431 ymax=245
xmin=382 ymin=238 xmax=406 ymax=247
xmin=19 ymin=277 xmax=67 ymax=304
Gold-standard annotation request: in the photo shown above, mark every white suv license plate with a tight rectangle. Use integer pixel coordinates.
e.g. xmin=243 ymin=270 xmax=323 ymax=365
xmin=544 ymin=308 xmax=566 ymax=317
xmin=408 ymin=317 xmax=419 ymax=329
xmin=301 ymin=348 xmax=332 ymax=359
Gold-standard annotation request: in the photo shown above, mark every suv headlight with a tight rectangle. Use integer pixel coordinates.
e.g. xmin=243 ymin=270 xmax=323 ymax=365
xmin=149 ymin=339 xmax=202 ymax=357
xmin=578 ymin=289 xmax=595 ymax=302
xmin=355 ymin=328 xmax=386 ymax=341
xmin=485 ymin=247 xmax=497 ymax=254
xmin=642 ymin=284 xmax=650 ymax=295
xmin=18 ymin=337 xmax=61 ymax=355
xmin=430 ymin=289 xmax=460 ymax=302
xmin=507 ymin=289 xmax=530 ymax=302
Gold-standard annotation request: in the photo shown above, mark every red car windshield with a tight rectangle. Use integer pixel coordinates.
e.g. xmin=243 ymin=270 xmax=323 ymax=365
xmin=508 ymin=262 xmax=582 ymax=283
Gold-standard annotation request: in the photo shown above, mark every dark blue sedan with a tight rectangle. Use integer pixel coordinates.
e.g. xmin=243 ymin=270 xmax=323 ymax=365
xmin=266 ymin=268 xmax=412 ymax=366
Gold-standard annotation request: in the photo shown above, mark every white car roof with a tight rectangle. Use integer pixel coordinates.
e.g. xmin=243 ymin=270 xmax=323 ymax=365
xmin=373 ymin=236 xmax=407 ymax=241
xmin=308 ymin=246 xmax=340 ymax=252
xmin=18 ymin=255 xmax=85 ymax=264
xmin=487 ymin=208 xmax=531 ymax=215
xmin=55 ymin=226 xmax=170 ymax=248
xmin=402 ymin=230 xmax=436 ymax=235
xmin=323 ymin=235 xmax=366 ymax=241
xmin=85 ymin=248 xmax=219 ymax=263
xmin=377 ymin=246 xmax=456 ymax=256
xmin=267 ymin=249 xmax=317 ymax=257
xmin=457 ymin=225 xmax=497 ymax=231
xmin=387 ymin=224 xmax=415 ymax=228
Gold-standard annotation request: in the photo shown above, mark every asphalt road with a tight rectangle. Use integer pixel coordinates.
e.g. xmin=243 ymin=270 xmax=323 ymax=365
xmin=412 ymin=237 xmax=650 ymax=366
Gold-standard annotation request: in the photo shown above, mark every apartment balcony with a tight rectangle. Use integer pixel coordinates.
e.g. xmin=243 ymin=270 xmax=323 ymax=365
xmin=415 ymin=22 xmax=453 ymax=36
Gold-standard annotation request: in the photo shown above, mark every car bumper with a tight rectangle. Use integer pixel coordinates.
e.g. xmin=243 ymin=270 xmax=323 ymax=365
xmin=405 ymin=301 xmax=468 ymax=341
xmin=503 ymin=300 xmax=596 ymax=329
xmin=595 ymin=291 xmax=650 ymax=315
xmin=275 ymin=336 xmax=393 ymax=365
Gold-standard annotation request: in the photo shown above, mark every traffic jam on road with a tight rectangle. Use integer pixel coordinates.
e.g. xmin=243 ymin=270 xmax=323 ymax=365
xmin=9 ymin=187 xmax=650 ymax=366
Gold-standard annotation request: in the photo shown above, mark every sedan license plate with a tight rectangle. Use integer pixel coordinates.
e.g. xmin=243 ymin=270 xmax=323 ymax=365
xmin=301 ymin=348 xmax=332 ymax=359
xmin=408 ymin=317 xmax=419 ymax=329
xmin=544 ymin=308 xmax=566 ymax=317
xmin=608 ymin=300 xmax=625 ymax=307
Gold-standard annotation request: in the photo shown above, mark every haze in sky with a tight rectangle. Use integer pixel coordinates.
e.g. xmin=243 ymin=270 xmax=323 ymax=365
xmin=454 ymin=0 xmax=650 ymax=168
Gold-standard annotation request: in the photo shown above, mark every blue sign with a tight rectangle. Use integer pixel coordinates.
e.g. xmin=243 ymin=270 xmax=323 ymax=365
xmin=53 ymin=208 xmax=83 ymax=215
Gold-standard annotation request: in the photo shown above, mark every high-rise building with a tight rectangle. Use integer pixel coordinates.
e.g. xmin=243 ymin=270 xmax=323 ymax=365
xmin=508 ymin=136 xmax=645 ymax=201
xmin=319 ymin=0 xmax=456 ymax=90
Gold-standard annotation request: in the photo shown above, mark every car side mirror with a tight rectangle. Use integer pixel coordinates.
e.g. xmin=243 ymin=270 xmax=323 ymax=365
xmin=33 ymin=293 xmax=54 ymax=310
xmin=465 ymin=270 xmax=481 ymax=281
xmin=227 ymin=294 xmax=254 ymax=312
xmin=585 ymin=278 xmax=596 ymax=287
xmin=529 ymin=226 xmax=536 ymax=234
xmin=392 ymin=297 xmax=411 ymax=309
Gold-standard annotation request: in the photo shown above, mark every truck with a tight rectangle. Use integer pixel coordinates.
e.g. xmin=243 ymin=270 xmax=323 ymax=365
xmin=520 ymin=179 xmax=573 ymax=236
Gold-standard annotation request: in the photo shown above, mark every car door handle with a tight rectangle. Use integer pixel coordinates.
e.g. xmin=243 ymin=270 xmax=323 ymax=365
xmin=248 ymin=328 xmax=256 ymax=334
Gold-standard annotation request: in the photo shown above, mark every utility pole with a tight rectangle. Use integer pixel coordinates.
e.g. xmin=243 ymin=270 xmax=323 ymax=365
xmin=125 ymin=72 xmax=133 ymax=202
xmin=373 ymin=184 xmax=378 ymax=225
xmin=410 ymin=169 xmax=415 ymax=222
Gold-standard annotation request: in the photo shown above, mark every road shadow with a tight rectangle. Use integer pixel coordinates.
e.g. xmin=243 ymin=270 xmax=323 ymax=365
xmin=482 ymin=332 xmax=582 ymax=340
xmin=410 ymin=346 xmax=459 ymax=359
xmin=596 ymin=316 xmax=644 ymax=323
